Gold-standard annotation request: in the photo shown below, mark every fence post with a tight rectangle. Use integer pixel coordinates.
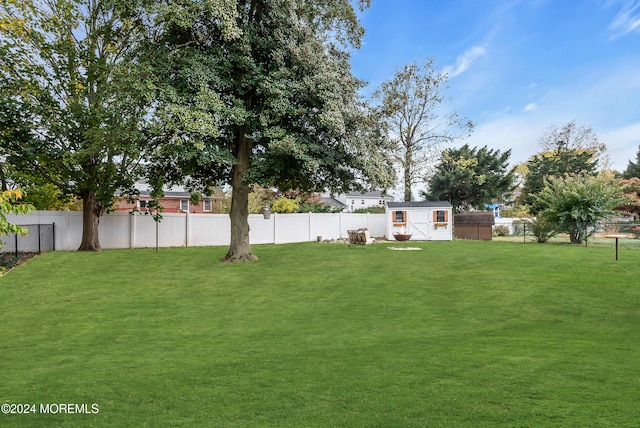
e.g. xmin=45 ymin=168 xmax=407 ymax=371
xmin=273 ymin=213 xmax=277 ymax=244
xmin=185 ymin=211 xmax=190 ymax=247
xmin=130 ymin=212 xmax=136 ymax=249
xmin=523 ymin=222 xmax=526 ymax=243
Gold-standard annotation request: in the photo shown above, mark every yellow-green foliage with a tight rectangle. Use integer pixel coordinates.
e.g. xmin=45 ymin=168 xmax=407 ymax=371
xmin=271 ymin=197 xmax=299 ymax=213
xmin=1 ymin=189 xmax=34 ymax=249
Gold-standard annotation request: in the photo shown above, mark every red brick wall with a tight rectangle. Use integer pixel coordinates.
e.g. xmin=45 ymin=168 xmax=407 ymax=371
xmin=114 ymin=197 xmax=220 ymax=213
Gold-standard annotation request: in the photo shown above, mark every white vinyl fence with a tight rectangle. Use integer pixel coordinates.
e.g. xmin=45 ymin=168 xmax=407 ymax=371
xmin=3 ymin=211 xmax=386 ymax=251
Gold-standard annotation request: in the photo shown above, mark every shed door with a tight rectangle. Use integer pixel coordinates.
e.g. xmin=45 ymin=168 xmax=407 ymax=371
xmin=409 ymin=210 xmax=430 ymax=240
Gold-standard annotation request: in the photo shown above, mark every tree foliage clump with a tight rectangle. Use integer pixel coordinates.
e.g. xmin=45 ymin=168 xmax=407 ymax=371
xmin=0 ymin=189 xmax=34 ymax=247
xmin=271 ymin=198 xmax=299 ymax=214
xmin=374 ymin=58 xmax=473 ymax=202
xmin=535 ymin=175 xmax=631 ymax=244
xmin=424 ymin=144 xmax=515 ymax=212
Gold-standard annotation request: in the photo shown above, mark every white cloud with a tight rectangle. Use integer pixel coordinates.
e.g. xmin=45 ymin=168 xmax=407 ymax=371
xmin=600 ymin=122 xmax=640 ymax=170
xmin=608 ymin=0 xmax=640 ymax=38
xmin=524 ymin=103 xmax=538 ymax=112
xmin=464 ymin=116 xmax=547 ymax=166
xmin=444 ymin=45 xmax=488 ymax=78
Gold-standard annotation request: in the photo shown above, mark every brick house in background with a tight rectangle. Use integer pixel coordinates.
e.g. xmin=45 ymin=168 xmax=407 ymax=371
xmin=115 ymin=182 xmax=225 ymax=214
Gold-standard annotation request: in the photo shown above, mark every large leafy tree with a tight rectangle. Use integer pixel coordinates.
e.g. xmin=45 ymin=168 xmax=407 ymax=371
xmin=146 ymin=0 xmax=394 ymax=262
xmin=423 ymin=144 xmax=516 ymax=212
xmin=0 ymin=0 xmax=154 ymax=251
xmin=536 ymin=175 xmax=630 ymax=244
xmin=519 ymin=122 xmax=601 ymax=214
xmin=373 ymin=58 xmax=473 ymax=202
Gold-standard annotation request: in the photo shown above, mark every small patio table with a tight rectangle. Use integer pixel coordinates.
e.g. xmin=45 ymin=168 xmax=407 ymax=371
xmin=604 ymin=234 xmax=627 ymax=260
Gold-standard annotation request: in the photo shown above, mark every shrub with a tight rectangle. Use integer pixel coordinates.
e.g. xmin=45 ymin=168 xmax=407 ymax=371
xmin=353 ymin=206 xmax=385 ymax=214
xmin=492 ymin=225 xmax=510 ymax=236
xmin=527 ymin=217 xmax=558 ymax=243
xmin=271 ymin=197 xmax=299 ymax=213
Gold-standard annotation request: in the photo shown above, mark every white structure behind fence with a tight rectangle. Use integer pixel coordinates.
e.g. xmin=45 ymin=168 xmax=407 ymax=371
xmin=3 ymin=211 xmax=386 ymax=251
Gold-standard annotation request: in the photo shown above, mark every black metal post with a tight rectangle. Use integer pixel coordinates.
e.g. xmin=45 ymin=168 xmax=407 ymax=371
xmin=38 ymin=224 xmax=42 ymax=253
xmin=14 ymin=232 xmax=18 ymax=257
xmin=52 ymin=223 xmax=55 ymax=251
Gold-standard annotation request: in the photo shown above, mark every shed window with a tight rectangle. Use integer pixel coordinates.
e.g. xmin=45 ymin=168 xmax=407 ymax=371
xmin=393 ymin=210 xmax=407 ymax=224
xmin=434 ymin=210 xmax=448 ymax=223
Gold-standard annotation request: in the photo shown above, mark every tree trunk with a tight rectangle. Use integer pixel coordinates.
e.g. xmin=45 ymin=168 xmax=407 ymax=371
xmin=222 ymin=131 xmax=258 ymax=262
xmin=569 ymin=224 xmax=582 ymax=245
xmin=78 ymin=189 xmax=103 ymax=251
xmin=403 ymin=146 xmax=413 ymax=202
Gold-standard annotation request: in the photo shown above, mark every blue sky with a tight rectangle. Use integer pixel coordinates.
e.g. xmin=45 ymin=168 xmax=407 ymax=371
xmin=350 ymin=0 xmax=640 ymax=172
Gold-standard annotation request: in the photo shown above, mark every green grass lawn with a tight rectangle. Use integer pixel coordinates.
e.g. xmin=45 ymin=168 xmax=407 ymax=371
xmin=1 ymin=240 xmax=640 ymax=427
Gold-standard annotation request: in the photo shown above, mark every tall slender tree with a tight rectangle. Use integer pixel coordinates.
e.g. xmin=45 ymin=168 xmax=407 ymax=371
xmin=0 ymin=0 xmax=154 ymax=251
xmin=146 ymin=0 xmax=394 ymax=262
xmin=374 ymin=58 xmax=473 ymax=201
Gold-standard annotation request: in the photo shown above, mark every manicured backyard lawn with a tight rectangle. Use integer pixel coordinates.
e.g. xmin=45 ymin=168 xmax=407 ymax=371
xmin=1 ymin=240 xmax=640 ymax=427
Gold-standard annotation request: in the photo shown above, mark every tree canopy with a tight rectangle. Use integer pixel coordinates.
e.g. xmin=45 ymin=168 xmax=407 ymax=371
xmin=373 ymin=58 xmax=473 ymax=202
xmin=535 ymin=175 xmax=630 ymax=244
xmin=0 ymin=0 xmax=155 ymax=250
xmin=519 ymin=122 xmax=601 ymax=214
xmin=424 ymin=144 xmax=516 ymax=212
xmin=145 ymin=0 xmax=394 ymax=262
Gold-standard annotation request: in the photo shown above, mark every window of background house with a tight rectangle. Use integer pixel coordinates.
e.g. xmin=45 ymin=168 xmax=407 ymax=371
xmin=138 ymin=200 xmax=147 ymax=209
xmin=180 ymin=200 xmax=189 ymax=212
xmin=203 ymin=199 xmax=212 ymax=212
xmin=361 ymin=200 xmax=365 ymax=204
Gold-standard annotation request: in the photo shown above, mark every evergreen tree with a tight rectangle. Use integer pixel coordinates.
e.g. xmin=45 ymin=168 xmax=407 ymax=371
xmin=424 ymin=145 xmax=515 ymax=212
xmin=622 ymin=145 xmax=640 ymax=179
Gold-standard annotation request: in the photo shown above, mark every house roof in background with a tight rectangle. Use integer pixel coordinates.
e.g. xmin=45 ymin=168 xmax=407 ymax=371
xmin=321 ymin=197 xmax=347 ymax=208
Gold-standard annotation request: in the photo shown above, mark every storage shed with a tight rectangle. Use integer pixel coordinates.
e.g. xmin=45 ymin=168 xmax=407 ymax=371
xmin=385 ymin=201 xmax=453 ymax=241
xmin=453 ymin=211 xmax=495 ymax=240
